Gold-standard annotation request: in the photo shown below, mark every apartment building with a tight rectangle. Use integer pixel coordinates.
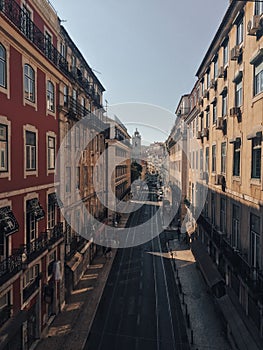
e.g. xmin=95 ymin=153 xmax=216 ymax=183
xmin=169 ymin=0 xmax=263 ymax=347
xmin=0 ymin=1 xmax=64 ymax=348
xmin=0 ymin=0 xmax=107 ymax=348
xmin=105 ymin=115 xmax=131 ymax=227
xmin=57 ymin=25 xmax=107 ymax=296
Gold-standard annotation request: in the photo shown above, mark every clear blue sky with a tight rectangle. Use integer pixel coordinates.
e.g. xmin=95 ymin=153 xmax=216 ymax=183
xmin=51 ymin=0 xmax=229 ymax=143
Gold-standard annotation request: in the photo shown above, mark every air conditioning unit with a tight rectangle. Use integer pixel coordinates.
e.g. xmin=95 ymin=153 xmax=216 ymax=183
xmin=203 ymin=89 xmax=209 ymax=98
xmin=202 ymin=128 xmax=209 ymax=138
xmin=209 ymin=79 xmax=216 ymax=89
xmin=198 ymin=97 xmax=203 ymax=105
xmin=216 ymin=117 xmax=223 ymax=130
xmin=230 ymin=46 xmax=241 ymax=61
xmin=218 ymin=66 xmax=224 ymax=78
xmin=196 ymin=131 xmax=202 ymax=139
xmin=230 ymin=107 xmax=241 ymax=117
xmin=247 ymin=15 xmax=261 ymax=35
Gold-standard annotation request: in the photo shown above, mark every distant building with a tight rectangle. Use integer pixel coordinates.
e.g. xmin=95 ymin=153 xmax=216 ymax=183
xmin=131 ymin=128 xmax=141 ymax=164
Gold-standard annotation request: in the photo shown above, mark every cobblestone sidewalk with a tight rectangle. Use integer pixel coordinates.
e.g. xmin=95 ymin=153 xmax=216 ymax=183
xmin=167 ymin=238 xmax=232 ymax=350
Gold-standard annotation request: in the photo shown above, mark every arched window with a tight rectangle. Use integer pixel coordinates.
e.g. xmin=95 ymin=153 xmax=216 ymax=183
xmin=47 ymin=80 xmax=55 ymax=111
xmin=0 ymin=44 xmax=6 ymax=88
xmin=24 ymin=64 xmax=35 ymax=102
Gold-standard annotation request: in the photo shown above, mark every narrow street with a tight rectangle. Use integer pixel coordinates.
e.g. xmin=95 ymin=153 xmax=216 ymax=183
xmin=84 ymin=194 xmax=190 ymax=350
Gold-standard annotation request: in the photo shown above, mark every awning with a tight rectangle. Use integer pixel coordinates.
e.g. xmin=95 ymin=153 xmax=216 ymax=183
xmin=26 ymin=199 xmax=45 ymax=220
xmin=229 ymin=136 xmax=241 ymax=144
xmin=0 ymin=207 xmax=19 ymax=236
xmin=246 ymin=126 xmax=262 ymax=140
xmin=232 ymin=70 xmax=243 ymax=83
xmin=48 ymin=193 xmax=58 ymax=205
xmin=0 ymin=310 xmax=28 ymax=350
xmin=191 ymin=239 xmax=224 ymax=288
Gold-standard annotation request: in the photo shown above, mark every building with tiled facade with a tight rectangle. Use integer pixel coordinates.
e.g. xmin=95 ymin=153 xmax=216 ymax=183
xmin=168 ymin=0 xmax=263 ymax=348
xmin=0 ymin=0 xmax=109 ymax=348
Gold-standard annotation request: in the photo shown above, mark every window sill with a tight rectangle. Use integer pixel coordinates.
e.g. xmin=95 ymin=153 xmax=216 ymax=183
xmin=24 ymin=98 xmax=37 ymax=111
xmin=0 ymin=85 xmax=9 ymax=99
xmin=232 ymin=176 xmax=241 ymax=182
xmin=25 ymin=170 xmax=38 ymax=178
xmin=251 ymin=91 xmax=263 ymax=106
xmin=250 ymin=178 xmax=261 ymax=186
xmin=46 ymin=109 xmax=56 ymax=118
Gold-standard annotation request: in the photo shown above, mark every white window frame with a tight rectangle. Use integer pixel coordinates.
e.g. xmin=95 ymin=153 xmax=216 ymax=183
xmin=47 ymin=132 xmax=56 ymax=173
xmin=47 ymin=80 xmax=55 ymax=113
xmin=24 ymin=125 xmax=38 ymax=178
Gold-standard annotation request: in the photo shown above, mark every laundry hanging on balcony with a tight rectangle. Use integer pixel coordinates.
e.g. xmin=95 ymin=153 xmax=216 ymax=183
xmin=0 ymin=206 xmax=19 ymax=236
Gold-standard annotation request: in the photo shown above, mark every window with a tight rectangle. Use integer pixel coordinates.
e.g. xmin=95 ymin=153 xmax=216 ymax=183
xmin=214 ymin=57 xmax=218 ymax=79
xmin=211 ymin=192 xmax=216 ymax=225
xmin=201 ymin=79 xmax=205 ymax=95
xmin=81 ymin=97 xmax=85 ymax=116
xmin=26 ymin=207 xmax=36 ymax=243
xmin=206 ymin=109 xmax=210 ymax=128
xmin=21 ymin=5 xmax=32 ymax=40
xmin=0 ymin=124 xmax=7 ymax=172
xmin=24 ymin=64 xmax=35 ymax=102
xmin=47 ymin=136 xmax=55 ymax=170
xmin=47 ymin=81 xmax=55 ymax=112
xmin=75 ymin=126 xmax=80 ymax=149
xmin=255 ymin=1 xmax=263 ymax=15
xmin=254 ymin=59 xmax=263 ymax=96
xmin=72 ymin=89 xmax=77 ymax=112
xmin=251 ymin=136 xmax=261 ymax=179
xmin=26 ymin=131 xmax=36 ymax=171
xmin=23 ymin=265 xmax=39 ymax=288
xmin=76 ymin=166 xmax=80 ymax=189
xmin=63 ymin=85 xmax=68 ymax=106
xmin=60 ymin=42 xmax=67 ymax=58
xmin=223 ymin=40 xmax=228 ymax=66
xmin=45 ymin=31 xmax=52 ymax=59
xmin=222 ymin=93 xmax=227 ymax=117
xmin=233 ymin=139 xmax=241 ymax=177
xmin=232 ymin=204 xmax=240 ymax=249
xmin=66 ymin=167 xmax=71 ymax=193
xmin=83 ymin=166 xmax=88 ymax=188
xmin=48 ymin=194 xmax=56 ymax=229
xmin=207 ymin=69 xmax=210 ymax=89
xmin=220 ymin=198 xmax=226 ymax=233
xmin=221 ymin=142 xmax=226 ymax=174
xmin=250 ymin=213 xmax=260 ymax=270
xmin=235 ymin=79 xmax=242 ymax=107
xmin=236 ymin=18 xmax=243 ymax=45
xmin=200 ymin=149 xmax=203 ymax=176
xmin=212 ymin=102 xmax=217 ymax=124
xmin=0 ymin=44 xmax=6 ymax=88
xmin=212 ymin=145 xmax=216 ymax=172
xmin=205 ymin=147 xmax=209 ymax=172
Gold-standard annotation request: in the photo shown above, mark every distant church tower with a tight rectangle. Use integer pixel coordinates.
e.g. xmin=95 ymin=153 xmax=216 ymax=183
xmin=132 ymin=128 xmax=141 ymax=164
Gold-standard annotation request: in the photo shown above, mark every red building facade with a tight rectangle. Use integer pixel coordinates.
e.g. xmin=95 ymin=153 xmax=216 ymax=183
xmin=0 ymin=1 xmax=65 ymax=348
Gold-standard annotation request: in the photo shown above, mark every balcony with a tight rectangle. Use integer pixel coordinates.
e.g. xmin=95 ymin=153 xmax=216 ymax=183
xmin=46 ymin=222 xmax=64 ymax=246
xmin=0 ymin=223 xmax=64 ymax=284
xmin=22 ymin=276 xmax=40 ymax=303
xmin=66 ymin=236 xmax=86 ymax=261
xmin=0 ymin=0 xmax=68 ymax=72
xmin=0 ymin=305 xmax=12 ymax=327
xmin=222 ymin=238 xmax=263 ymax=300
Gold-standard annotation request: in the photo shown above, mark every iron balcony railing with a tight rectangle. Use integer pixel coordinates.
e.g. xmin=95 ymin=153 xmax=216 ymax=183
xmin=22 ymin=275 xmax=40 ymax=303
xmin=1 ymin=0 xmax=103 ymax=107
xmin=0 ymin=223 xmax=64 ymax=284
xmin=0 ymin=0 xmax=68 ymax=71
xmin=0 ymin=304 xmax=12 ymax=327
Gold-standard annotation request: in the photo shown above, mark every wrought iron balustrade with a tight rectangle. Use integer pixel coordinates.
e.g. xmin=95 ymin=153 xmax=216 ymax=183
xmin=22 ymin=275 xmax=40 ymax=303
xmin=0 ymin=304 xmax=12 ymax=327
xmin=1 ymin=0 xmax=68 ymax=73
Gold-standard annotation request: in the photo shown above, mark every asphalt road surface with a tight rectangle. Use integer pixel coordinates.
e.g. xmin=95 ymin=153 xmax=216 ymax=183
xmin=84 ymin=194 xmax=190 ymax=350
